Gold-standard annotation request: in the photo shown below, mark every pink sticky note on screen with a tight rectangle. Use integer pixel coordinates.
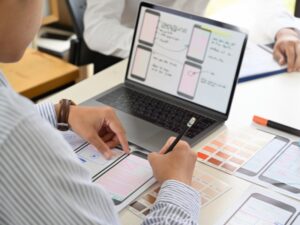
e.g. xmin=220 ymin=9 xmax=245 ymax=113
xmin=131 ymin=47 xmax=151 ymax=80
xmin=178 ymin=63 xmax=201 ymax=98
xmin=139 ymin=11 xmax=159 ymax=45
xmin=188 ymin=27 xmax=210 ymax=62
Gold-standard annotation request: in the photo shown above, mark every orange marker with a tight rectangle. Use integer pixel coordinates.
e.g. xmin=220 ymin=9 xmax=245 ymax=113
xmin=253 ymin=115 xmax=300 ymax=137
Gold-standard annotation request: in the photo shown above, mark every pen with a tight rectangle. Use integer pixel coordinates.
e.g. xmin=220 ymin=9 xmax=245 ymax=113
xmin=165 ymin=117 xmax=196 ymax=154
xmin=253 ymin=115 xmax=300 ymax=137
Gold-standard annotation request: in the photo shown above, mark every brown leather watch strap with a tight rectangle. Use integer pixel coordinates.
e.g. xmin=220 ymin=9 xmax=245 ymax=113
xmin=57 ymin=99 xmax=75 ymax=131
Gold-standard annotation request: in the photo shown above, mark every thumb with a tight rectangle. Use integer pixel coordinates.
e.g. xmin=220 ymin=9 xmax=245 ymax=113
xmin=88 ymin=133 xmax=112 ymax=159
xmin=148 ymin=152 xmax=160 ymax=167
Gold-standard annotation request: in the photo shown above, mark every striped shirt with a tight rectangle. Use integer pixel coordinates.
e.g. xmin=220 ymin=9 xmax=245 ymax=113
xmin=0 ymin=72 xmax=200 ymax=225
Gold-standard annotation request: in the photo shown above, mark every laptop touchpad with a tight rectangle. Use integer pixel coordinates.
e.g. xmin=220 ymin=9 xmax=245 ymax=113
xmin=116 ymin=110 xmax=169 ymax=151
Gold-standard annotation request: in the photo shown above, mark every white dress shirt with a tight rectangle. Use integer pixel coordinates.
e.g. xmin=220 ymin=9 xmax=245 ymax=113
xmin=84 ymin=0 xmax=209 ymax=58
xmin=256 ymin=0 xmax=300 ymax=43
xmin=209 ymin=0 xmax=300 ymax=44
xmin=0 ymin=71 xmax=200 ymax=225
xmin=84 ymin=0 xmax=300 ymax=58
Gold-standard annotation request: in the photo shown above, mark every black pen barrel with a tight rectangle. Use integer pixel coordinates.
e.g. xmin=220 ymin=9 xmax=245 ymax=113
xmin=268 ymin=120 xmax=300 ymax=136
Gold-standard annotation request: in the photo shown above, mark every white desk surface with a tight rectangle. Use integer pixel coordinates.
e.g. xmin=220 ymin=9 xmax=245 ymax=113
xmin=46 ymin=59 xmax=300 ymax=225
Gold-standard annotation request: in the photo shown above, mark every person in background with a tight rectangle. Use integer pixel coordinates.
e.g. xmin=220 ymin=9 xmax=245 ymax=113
xmin=0 ymin=0 xmax=200 ymax=224
xmin=84 ymin=0 xmax=207 ymax=58
xmin=262 ymin=0 xmax=300 ymax=72
xmin=84 ymin=0 xmax=300 ymax=72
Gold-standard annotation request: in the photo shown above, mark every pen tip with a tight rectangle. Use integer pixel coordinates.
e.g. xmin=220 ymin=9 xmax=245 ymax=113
xmin=187 ymin=117 xmax=196 ymax=127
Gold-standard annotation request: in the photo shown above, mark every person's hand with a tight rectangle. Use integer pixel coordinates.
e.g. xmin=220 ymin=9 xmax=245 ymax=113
xmin=148 ymin=137 xmax=197 ymax=186
xmin=68 ymin=106 xmax=130 ymax=158
xmin=274 ymin=28 xmax=300 ymax=72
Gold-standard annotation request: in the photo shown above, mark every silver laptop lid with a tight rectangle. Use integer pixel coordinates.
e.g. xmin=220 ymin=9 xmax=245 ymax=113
xmin=125 ymin=2 xmax=247 ymax=116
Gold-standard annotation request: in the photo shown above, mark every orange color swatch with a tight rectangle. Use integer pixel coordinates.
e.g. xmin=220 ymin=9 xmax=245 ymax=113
xmin=203 ymin=146 xmax=217 ymax=153
xmin=198 ymin=152 xmax=209 ymax=160
xmin=197 ymin=127 xmax=275 ymax=174
xmin=129 ymin=163 xmax=230 ymax=218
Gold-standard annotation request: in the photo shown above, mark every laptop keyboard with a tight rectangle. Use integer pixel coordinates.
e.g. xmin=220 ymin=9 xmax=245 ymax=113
xmin=97 ymin=87 xmax=216 ymax=138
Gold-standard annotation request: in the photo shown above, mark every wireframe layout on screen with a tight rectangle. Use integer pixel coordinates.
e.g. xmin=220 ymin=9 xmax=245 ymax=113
xmin=127 ymin=5 xmax=246 ymax=113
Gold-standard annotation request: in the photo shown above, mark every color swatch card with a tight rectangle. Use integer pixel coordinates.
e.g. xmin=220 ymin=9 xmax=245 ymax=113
xmin=214 ymin=186 xmax=300 ymax=225
xmin=197 ymin=127 xmax=275 ymax=174
xmin=193 ymin=164 xmax=231 ymax=206
xmin=129 ymin=162 xmax=231 ymax=219
xmin=128 ymin=184 xmax=161 ymax=218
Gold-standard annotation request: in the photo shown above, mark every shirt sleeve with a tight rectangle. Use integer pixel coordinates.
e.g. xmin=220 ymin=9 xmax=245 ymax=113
xmin=0 ymin=110 xmax=120 ymax=225
xmin=84 ymin=0 xmax=133 ymax=58
xmin=142 ymin=180 xmax=200 ymax=225
xmin=255 ymin=0 xmax=300 ymax=43
xmin=35 ymin=102 xmax=57 ymax=127
xmin=0 ymin=95 xmax=201 ymax=225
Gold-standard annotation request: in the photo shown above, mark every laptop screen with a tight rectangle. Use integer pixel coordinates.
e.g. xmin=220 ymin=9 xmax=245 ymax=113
xmin=127 ymin=2 xmax=247 ymax=114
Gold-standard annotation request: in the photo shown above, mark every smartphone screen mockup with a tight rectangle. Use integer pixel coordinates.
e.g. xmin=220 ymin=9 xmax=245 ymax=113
xmin=259 ymin=142 xmax=300 ymax=194
xmin=139 ymin=9 xmax=160 ymax=46
xmin=131 ymin=45 xmax=152 ymax=81
xmin=177 ymin=61 xmax=201 ymax=99
xmin=93 ymin=151 xmax=153 ymax=205
xmin=291 ymin=213 xmax=300 ymax=225
xmin=224 ymin=193 xmax=296 ymax=225
xmin=76 ymin=144 xmax=125 ymax=177
xmin=187 ymin=25 xmax=211 ymax=63
xmin=237 ymin=136 xmax=289 ymax=177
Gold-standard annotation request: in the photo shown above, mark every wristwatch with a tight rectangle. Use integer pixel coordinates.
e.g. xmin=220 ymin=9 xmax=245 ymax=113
xmin=57 ymin=99 xmax=76 ymax=131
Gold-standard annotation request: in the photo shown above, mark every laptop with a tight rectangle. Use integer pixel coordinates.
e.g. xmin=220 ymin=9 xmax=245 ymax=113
xmin=81 ymin=2 xmax=248 ymax=151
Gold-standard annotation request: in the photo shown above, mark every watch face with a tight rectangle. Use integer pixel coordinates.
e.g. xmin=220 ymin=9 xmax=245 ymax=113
xmin=57 ymin=123 xmax=69 ymax=131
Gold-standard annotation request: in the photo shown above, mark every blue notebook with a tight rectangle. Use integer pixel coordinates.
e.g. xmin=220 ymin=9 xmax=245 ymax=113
xmin=238 ymin=42 xmax=287 ymax=83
